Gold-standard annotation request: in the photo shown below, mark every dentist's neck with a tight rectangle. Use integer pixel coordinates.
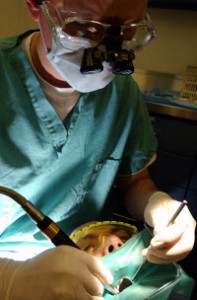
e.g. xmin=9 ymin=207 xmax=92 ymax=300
xmin=30 ymin=32 xmax=71 ymax=88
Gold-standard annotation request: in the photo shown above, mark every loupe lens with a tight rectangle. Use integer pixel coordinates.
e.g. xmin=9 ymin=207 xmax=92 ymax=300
xmin=112 ymin=61 xmax=135 ymax=75
xmin=80 ymin=48 xmax=103 ymax=74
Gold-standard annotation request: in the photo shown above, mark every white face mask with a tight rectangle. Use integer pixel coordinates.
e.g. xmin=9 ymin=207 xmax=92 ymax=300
xmin=46 ymin=31 xmax=115 ymax=93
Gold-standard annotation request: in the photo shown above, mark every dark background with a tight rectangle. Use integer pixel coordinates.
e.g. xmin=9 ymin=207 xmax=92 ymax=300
xmin=148 ymin=0 xmax=197 ymax=10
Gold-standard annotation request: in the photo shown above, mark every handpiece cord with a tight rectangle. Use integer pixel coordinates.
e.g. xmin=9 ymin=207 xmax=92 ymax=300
xmin=0 ymin=186 xmax=79 ymax=248
xmin=0 ymin=186 xmax=121 ymax=295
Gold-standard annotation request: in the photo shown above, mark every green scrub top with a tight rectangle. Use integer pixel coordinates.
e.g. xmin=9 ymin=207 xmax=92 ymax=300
xmin=0 ymin=33 xmax=157 ymax=260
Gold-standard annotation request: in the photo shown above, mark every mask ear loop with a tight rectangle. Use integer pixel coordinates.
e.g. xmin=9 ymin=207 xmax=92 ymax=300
xmin=40 ymin=1 xmax=62 ymax=31
xmin=143 ymin=223 xmax=184 ymax=300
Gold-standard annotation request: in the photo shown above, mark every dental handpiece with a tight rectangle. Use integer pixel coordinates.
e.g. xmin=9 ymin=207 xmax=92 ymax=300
xmin=0 ymin=186 xmax=79 ymax=248
xmin=0 ymin=186 xmax=118 ymax=295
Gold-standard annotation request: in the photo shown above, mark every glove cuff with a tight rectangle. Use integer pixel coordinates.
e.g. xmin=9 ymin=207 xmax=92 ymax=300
xmin=0 ymin=259 xmax=23 ymax=300
xmin=148 ymin=191 xmax=171 ymax=204
xmin=144 ymin=191 xmax=172 ymax=227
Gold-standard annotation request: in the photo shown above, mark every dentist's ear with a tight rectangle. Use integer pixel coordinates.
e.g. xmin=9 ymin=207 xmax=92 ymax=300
xmin=24 ymin=0 xmax=41 ymax=21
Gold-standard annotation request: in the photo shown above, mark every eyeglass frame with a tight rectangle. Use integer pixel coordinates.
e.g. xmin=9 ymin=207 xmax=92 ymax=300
xmin=40 ymin=1 xmax=156 ymax=52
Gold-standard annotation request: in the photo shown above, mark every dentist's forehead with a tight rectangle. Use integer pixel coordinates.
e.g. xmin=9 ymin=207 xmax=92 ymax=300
xmin=51 ymin=0 xmax=148 ymax=23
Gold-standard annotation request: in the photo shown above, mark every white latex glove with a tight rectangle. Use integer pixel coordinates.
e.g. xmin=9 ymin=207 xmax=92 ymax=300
xmin=143 ymin=191 xmax=196 ymax=264
xmin=0 ymin=246 xmax=114 ymax=300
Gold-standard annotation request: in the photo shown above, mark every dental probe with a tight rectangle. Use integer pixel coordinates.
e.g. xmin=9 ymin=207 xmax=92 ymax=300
xmin=167 ymin=200 xmax=188 ymax=226
xmin=130 ymin=199 xmax=188 ymax=284
xmin=0 ymin=186 xmax=117 ymax=295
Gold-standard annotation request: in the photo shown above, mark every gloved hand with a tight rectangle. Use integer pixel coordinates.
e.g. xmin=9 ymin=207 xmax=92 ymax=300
xmin=0 ymin=246 xmax=114 ymax=300
xmin=143 ymin=191 xmax=196 ymax=264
